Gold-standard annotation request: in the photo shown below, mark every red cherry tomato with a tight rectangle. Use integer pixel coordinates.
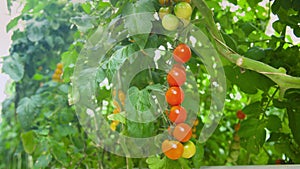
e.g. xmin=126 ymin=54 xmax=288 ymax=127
xmin=167 ymin=66 xmax=186 ymax=87
xmin=165 ymin=87 xmax=184 ymax=106
xmin=236 ymin=110 xmax=246 ymax=120
xmin=173 ymin=123 xmax=192 ymax=142
xmin=173 ymin=44 xmax=191 ymax=63
xmin=169 ymin=106 xmax=187 ymax=124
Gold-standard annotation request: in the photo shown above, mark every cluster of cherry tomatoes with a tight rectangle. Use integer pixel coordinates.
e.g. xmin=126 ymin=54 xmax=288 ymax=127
xmin=52 ymin=63 xmax=63 ymax=82
xmin=158 ymin=0 xmax=193 ymax=31
xmin=162 ymin=43 xmax=197 ymax=160
xmin=110 ymin=90 xmax=126 ymax=131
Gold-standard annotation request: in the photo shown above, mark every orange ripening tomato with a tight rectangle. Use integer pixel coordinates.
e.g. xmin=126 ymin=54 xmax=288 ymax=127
xmin=168 ymin=105 xmax=187 ymax=124
xmin=173 ymin=44 xmax=191 ymax=63
xmin=56 ymin=63 xmax=63 ymax=70
xmin=167 ymin=66 xmax=186 ymax=87
xmin=165 ymin=87 xmax=184 ymax=106
xmin=234 ymin=123 xmax=241 ymax=131
xmin=173 ymin=123 xmax=192 ymax=142
xmin=161 ymin=140 xmax=184 ymax=160
xmin=159 ymin=0 xmax=171 ymax=6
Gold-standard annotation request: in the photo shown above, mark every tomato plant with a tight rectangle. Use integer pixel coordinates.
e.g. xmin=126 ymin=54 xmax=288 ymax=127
xmin=1 ymin=0 xmax=300 ymax=168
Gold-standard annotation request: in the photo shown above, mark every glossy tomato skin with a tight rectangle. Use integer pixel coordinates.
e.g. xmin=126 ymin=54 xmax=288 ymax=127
xmin=161 ymin=140 xmax=184 ymax=160
xmin=173 ymin=44 xmax=191 ymax=63
xmin=162 ymin=14 xmax=179 ymax=31
xmin=236 ymin=110 xmax=246 ymax=120
xmin=173 ymin=123 xmax=192 ymax=142
xmin=173 ymin=63 xmax=185 ymax=72
xmin=169 ymin=106 xmax=187 ymax=124
xmin=167 ymin=66 xmax=186 ymax=86
xmin=181 ymin=141 xmax=196 ymax=158
xmin=165 ymin=87 xmax=184 ymax=106
xmin=174 ymin=2 xmax=193 ymax=19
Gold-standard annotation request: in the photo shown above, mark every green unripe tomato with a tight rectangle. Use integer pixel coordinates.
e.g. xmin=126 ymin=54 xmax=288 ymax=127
xmin=162 ymin=14 xmax=179 ymax=31
xmin=159 ymin=7 xmax=171 ymax=20
xmin=174 ymin=2 xmax=193 ymax=19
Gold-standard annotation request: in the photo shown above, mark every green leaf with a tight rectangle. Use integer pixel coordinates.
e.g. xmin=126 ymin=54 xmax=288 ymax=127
xmin=33 ymin=154 xmax=52 ymax=169
xmin=123 ymin=0 xmax=155 ymax=49
xmin=222 ymin=32 xmax=237 ymax=51
xmin=192 ymin=142 xmax=204 ymax=168
xmin=96 ymin=68 xmax=106 ymax=83
xmin=17 ymin=97 xmax=39 ymax=129
xmin=266 ymin=115 xmax=282 ymax=132
xmin=146 ymin=156 xmax=165 ymax=169
xmin=81 ymin=2 xmax=92 ymax=14
xmin=126 ymin=120 xmax=156 ymax=138
xmin=239 ymin=119 xmax=266 ymax=154
xmin=70 ymin=15 xmax=95 ymax=33
xmin=51 ymin=142 xmax=70 ymax=166
xmin=21 ymin=130 xmax=36 ymax=154
xmin=33 ymin=73 xmax=44 ymax=81
xmin=27 ymin=20 xmax=46 ymax=42
xmin=224 ymin=66 xmax=275 ymax=93
xmin=178 ymin=158 xmax=191 ymax=169
xmin=6 ymin=16 xmax=21 ymax=32
xmin=272 ymin=20 xmax=286 ymax=33
xmin=228 ymin=0 xmax=237 ymax=5
xmin=251 ymin=149 xmax=269 ymax=164
xmin=56 ymin=125 xmax=76 ymax=137
xmin=248 ymin=0 xmax=263 ymax=9
xmin=146 ymin=84 xmax=164 ymax=92
xmin=2 ymin=54 xmax=24 ymax=81
xmin=244 ymin=47 xmax=265 ymax=61
xmin=61 ymin=50 xmax=78 ymax=82
xmin=287 ymin=108 xmax=300 ymax=146
xmin=238 ymin=118 xmax=263 ymax=138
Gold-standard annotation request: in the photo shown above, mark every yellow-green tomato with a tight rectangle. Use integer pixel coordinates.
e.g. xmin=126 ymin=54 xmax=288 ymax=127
xmin=174 ymin=2 xmax=193 ymax=19
xmin=159 ymin=7 xmax=171 ymax=20
xmin=162 ymin=14 xmax=179 ymax=31
xmin=181 ymin=141 xmax=196 ymax=158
